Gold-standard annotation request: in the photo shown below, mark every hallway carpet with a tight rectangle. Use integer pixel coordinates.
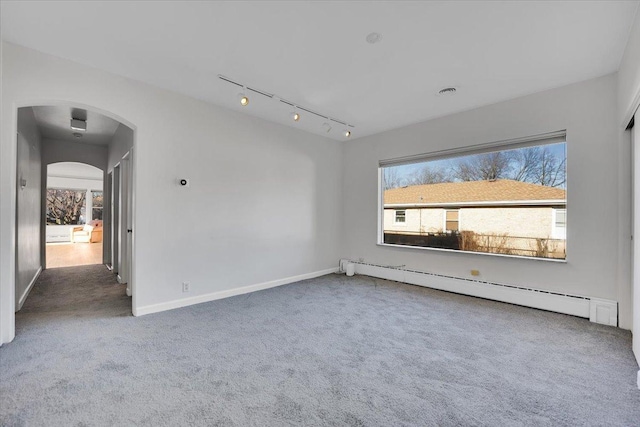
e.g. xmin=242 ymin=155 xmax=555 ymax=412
xmin=1 ymin=266 xmax=639 ymax=426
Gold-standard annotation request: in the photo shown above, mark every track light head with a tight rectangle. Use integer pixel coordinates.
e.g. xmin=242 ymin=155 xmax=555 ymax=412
xmin=291 ymin=107 xmax=300 ymax=122
xmin=238 ymin=86 xmax=249 ymax=106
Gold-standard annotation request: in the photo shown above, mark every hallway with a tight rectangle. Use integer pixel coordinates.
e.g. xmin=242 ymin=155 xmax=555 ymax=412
xmin=16 ymin=264 xmax=129 ymax=321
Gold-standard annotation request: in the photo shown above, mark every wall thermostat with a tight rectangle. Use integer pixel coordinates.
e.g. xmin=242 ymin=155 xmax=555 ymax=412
xmin=179 ymin=178 xmax=190 ymax=187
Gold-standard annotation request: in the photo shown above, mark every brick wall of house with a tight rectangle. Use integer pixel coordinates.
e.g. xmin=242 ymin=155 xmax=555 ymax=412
xmin=460 ymin=207 xmax=553 ymax=238
xmin=384 ymin=208 xmax=444 ymax=234
xmin=384 ymin=206 xmax=555 ymax=238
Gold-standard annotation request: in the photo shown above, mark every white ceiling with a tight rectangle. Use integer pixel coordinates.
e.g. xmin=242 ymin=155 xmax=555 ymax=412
xmin=31 ymin=106 xmax=121 ymax=146
xmin=2 ymin=1 xmax=638 ymax=141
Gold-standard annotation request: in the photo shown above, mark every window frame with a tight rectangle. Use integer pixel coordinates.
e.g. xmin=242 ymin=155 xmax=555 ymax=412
xmin=91 ymin=190 xmax=103 ymax=221
xmin=552 ymin=207 xmax=567 ymax=239
xmin=444 ymin=209 xmax=460 ymax=233
xmin=377 ymin=131 xmax=568 ymax=262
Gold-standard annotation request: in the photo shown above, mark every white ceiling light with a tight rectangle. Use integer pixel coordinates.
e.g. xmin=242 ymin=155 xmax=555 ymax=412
xmin=344 ymin=129 xmax=351 ymax=138
xmin=366 ymin=32 xmax=383 ymax=44
xmin=291 ymin=106 xmax=300 ymax=122
xmin=237 ymin=86 xmax=249 ymax=106
xmin=70 ymin=118 xmax=86 ymax=131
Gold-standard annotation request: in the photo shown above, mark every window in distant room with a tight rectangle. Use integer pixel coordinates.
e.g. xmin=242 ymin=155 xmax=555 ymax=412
xmin=380 ymin=133 xmax=567 ymax=260
xmin=92 ymin=191 xmax=103 ymax=221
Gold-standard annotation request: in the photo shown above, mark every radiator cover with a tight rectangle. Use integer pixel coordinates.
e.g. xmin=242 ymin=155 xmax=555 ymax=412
xmin=349 ymin=261 xmax=618 ymax=327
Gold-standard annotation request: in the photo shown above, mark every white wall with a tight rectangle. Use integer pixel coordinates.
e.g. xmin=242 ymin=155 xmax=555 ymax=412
xmin=15 ymin=107 xmax=42 ymax=311
xmin=618 ymin=9 xmax=640 ymax=126
xmin=0 ymin=42 xmax=343 ymax=344
xmin=342 ymin=74 xmax=630 ymax=326
xmin=108 ymin=123 xmax=133 ymax=171
xmin=42 ymin=138 xmax=108 ymax=171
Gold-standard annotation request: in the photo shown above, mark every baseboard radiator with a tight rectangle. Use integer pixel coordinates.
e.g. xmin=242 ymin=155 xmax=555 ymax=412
xmin=345 ymin=261 xmax=618 ymax=327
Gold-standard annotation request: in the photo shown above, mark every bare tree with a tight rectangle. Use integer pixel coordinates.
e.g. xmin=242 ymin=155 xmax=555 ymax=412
xmin=535 ymin=147 xmax=566 ymax=187
xmin=383 ymin=168 xmax=402 ymax=190
xmin=453 ymin=152 xmax=513 ymax=181
xmin=511 ymin=147 xmax=542 ymax=183
xmin=509 ymin=146 xmax=566 ymax=187
xmin=46 ymin=189 xmax=86 ymax=225
xmin=452 ymin=146 xmax=566 ymax=187
xmin=411 ymin=165 xmax=451 ymax=185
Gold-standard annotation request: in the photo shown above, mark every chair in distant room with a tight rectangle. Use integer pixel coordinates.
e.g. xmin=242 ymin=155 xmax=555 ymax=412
xmin=70 ymin=220 xmax=103 ymax=243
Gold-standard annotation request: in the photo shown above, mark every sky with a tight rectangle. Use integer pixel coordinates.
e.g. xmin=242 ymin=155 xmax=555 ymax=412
xmin=385 ymin=142 xmax=566 ymax=188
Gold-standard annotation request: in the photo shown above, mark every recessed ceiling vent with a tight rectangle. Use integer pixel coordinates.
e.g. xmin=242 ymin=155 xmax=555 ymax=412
xmin=366 ymin=32 xmax=382 ymax=44
xmin=438 ymin=87 xmax=457 ymax=95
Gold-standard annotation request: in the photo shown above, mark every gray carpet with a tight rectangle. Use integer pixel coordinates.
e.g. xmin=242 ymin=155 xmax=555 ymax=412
xmin=1 ymin=265 xmax=639 ymax=426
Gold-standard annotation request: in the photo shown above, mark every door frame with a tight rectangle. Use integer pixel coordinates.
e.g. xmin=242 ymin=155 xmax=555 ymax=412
xmin=1 ymin=100 xmax=137 ymax=345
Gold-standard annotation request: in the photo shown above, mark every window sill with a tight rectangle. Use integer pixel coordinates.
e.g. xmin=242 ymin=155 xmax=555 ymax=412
xmin=376 ymin=242 xmax=567 ymax=263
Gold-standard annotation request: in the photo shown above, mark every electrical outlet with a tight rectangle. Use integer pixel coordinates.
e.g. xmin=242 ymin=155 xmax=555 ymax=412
xmin=471 ymin=269 xmax=480 ymax=277
xmin=182 ymin=282 xmax=190 ymax=292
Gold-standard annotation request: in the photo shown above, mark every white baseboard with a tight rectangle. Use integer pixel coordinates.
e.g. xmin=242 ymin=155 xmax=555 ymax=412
xmin=352 ymin=262 xmax=617 ymax=326
xmin=135 ymin=267 xmax=338 ymax=317
xmin=16 ymin=266 xmax=42 ymax=311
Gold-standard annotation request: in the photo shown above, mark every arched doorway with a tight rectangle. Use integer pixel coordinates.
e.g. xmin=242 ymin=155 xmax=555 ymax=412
xmin=13 ymin=103 xmax=136 ymax=329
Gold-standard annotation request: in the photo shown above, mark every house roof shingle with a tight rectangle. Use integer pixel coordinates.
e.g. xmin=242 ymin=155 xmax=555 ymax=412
xmin=384 ymin=179 xmax=566 ymax=206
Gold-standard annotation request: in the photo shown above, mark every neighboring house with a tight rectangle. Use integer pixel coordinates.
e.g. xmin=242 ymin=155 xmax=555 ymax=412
xmin=383 ymin=179 xmax=566 ymax=257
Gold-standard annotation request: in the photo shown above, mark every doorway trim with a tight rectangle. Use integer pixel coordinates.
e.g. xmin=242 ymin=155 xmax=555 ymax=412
xmin=2 ymin=100 xmax=137 ymax=345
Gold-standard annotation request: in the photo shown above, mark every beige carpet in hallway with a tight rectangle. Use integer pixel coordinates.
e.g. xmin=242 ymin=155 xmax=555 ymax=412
xmin=46 ymin=242 xmax=102 ymax=268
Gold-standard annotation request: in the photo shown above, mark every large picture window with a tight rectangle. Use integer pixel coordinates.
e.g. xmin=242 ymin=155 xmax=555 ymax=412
xmin=380 ymin=134 xmax=567 ymax=260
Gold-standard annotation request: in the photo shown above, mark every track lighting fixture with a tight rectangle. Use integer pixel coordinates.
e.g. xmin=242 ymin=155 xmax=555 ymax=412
xmin=291 ymin=107 xmax=300 ymax=122
xmin=237 ymin=86 xmax=249 ymax=106
xmin=218 ymin=75 xmax=355 ymax=136
xmin=322 ymin=119 xmax=332 ymax=133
